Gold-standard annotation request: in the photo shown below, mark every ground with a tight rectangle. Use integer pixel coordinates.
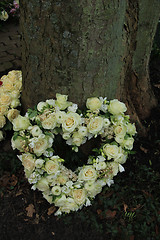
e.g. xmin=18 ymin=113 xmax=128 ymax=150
xmin=0 ymin=21 xmax=160 ymax=240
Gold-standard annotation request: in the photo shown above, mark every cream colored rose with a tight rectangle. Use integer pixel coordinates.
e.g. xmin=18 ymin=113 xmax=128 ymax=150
xmin=0 ymin=93 xmax=11 ymax=106
xmin=0 ymin=130 xmax=3 ymax=141
xmin=51 ymin=186 xmax=62 ymax=195
xmin=55 ymin=93 xmax=71 ymax=110
xmin=0 ymin=115 xmax=6 ymax=128
xmin=106 ymin=162 xmax=119 ymax=177
xmin=0 ymin=10 xmax=9 ymax=21
xmin=103 ymin=144 xmax=121 ymax=160
xmin=7 ymin=109 xmax=20 ymax=122
xmin=78 ymin=166 xmax=97 ymax=181
xmin=57 ymin=174 xmax=68 ymax=185
xmin=87 ymin=117 xmax=104 ymax=135
xmin=72 ymin=189 xmax=86 ymax=205
xmin=12 ymin=115 xmax=30 ymax=131
xmin=108 ymin=99 xmax=127 ymax=115
xmin=37 ymin=177 xmax=49 ymax=191
xmin=45 ymin=160 xmax=59 ymax=174
xmin=21 ymin=153 xmax=35 ymax=172
xmin=41 ymin=113 xmax=57 ymax=129
xmin=0 ymin=105 xmax=8 ymax=116
xmin=62 ymin=112 xmax=81 ymax=133
xmin=10 ymin=98 xmax=21 ymax=108
xmin=127 ymin=123 xmax=137 ymax=136
xmin=8 ymin=70 xmax=22 ymax=83
xmin=31 ymin=135 xmax=52 ymax=156
xmin=2 ymin=81 xmax=15 ymax=92
xmin=86 ymin=97 xmax=102 ymax=111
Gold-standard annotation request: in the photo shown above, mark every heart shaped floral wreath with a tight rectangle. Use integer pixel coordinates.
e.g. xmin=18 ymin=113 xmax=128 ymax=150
xmin=11 ymin=93 xmax=136 ymax=215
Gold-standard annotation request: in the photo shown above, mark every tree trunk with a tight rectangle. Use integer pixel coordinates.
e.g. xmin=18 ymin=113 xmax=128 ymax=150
xmin=20 ymin=0 xmax=160 ymax=133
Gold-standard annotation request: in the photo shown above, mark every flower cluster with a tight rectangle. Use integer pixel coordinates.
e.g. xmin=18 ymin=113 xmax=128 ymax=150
xmin=0 ymin=0 xmax=19 ymax=22
xmin=0 ymin=70 xmax=22 ymax=141
xmin=12 ymin=94 xmax=136 ymax=215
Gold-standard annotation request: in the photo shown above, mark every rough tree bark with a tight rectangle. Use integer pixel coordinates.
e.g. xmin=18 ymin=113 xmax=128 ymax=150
xmin=20 ymin=0 xmax=160 ymax=133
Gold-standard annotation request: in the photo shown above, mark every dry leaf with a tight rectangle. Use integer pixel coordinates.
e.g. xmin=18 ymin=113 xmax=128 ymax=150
xmin=140 ymin=146 xmax=148 ymax=153
xmin=47 ymin=206 xmax=56 ymax=216
xmin=130 ymin=235 xmax=135 ymax=240
xmin=26 ymin=204 xmax=35 ymax=217
xmin=123 ymin=203 xmax=128 ymax=212
xmin=106 ymin=210 xmax=116 ymax=219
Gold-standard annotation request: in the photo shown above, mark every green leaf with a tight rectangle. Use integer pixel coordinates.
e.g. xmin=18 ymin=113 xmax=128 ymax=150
xmin=13 ymin=132 xmax=19 ymax=141
xmin=27 ymin=108 xmax=38 ymax=118
xmin=3 ymin=120 xmax=12 ymax=131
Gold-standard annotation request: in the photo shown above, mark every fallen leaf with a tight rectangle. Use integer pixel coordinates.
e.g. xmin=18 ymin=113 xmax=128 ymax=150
xmin=130 ymin=235 xmax=135 ymax=240
xmin=47 ymin=206 xmax=56 ymax=216
xmin=140 ymin=146 xmax=148 ymax=153
xmin=106 ymin=210 xmax=116 ymax=219
xmin=155 ymin=225 xmax=159 ymax=235
xmin=51 ymin=232 xmax=55 ymax=236
xmin=154 ymin=84 xmax=160 ymax=89
xmin=26 ymin=204 xmax=35 ymax=217
xmin=97 ymin=209 xmax=102 ymax=215
xmin=123 ymin=203 xmax=128 ymax=212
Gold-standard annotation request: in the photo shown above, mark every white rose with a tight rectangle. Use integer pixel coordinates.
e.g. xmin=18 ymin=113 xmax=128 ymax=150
xmin=62 ymin=112 xmax=81 ymax=133
xmin=12 ymin=115 xmax=30 ymax=131
xmin=84 ymin=180 xmax=104 ymax=198
xmin=35 ymin=159 xmax=45 ymax=168
xmin=41 ymin=113 xmax=57 ymax=129
xmin=106 ymin=162 xmax=119 ymax=177
xmin=72 ymin=189 xmax=86 ymax=205
xmin=114 ymin=125 xmax=127 ymax=136
xmin=103 ymin=144 xmax=122 ymax=160
xmin=11 ymin=136 xmax=25 ymax=151
xmin=0 ymin=130 xmax=4 ymax=141
xmin=7 ymin=109 xmax=20 ymax=122
xmin=72 ymin=132 xmax=83 ymax=146
xmin=59 ymin=198 xmax=78 ymax=213
xmin=0 ymin=10 xmax=9 ymax=21
xmin=108 ymin=99 xmax=127 ymax=115
xmin=45 ymin=160 xmax=59 ymax=174
xmin=21 ymin=153 xmax=36 ymax=172
xmin=37 ymin=101 xmax=48 ymax=112
xmin=55 ymin=111 xmax=65 ymax=124
xmin=115 ymin=134 xmax=125 ymax=144
xmin=51 ymin=186 xmax=62 ymax=195
xmin=86 ymin=97 xmax=102 ymax=111
xmin=78 ymin=166 xmax=97 ymax=181
xmin=42 ymin=192 xmax=53 ymax=204
xmin=93 ymin=161 xmax=107 ymax=170
xmin=30 ymin=125 xmax=42 ymax=137
xmin=46 ymin=99 xmax=55 ymax=106
xmin=78 ymin=126 xmax=88 ymax=137
xmin=0 ymin=105 xmax=8 ymax=115
xmin=68 ymin=103 xmax=78 ymax=112
xmin=121 ymin=137 xmax=134 ymax=150
xmin=127 ymin=123 xmax=137 ymax=136
xmin=87 ymin=117 xmax=104 ymax=135
xmin=0 ymin=115 xmax=6 ymax=128
xmin=37 ymin=177 xmax=49 ymax=191
xmin=55 ymin=93 xmax=71 ymax=110
xmin=62 ymin=132 xmax=71 ymax=140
